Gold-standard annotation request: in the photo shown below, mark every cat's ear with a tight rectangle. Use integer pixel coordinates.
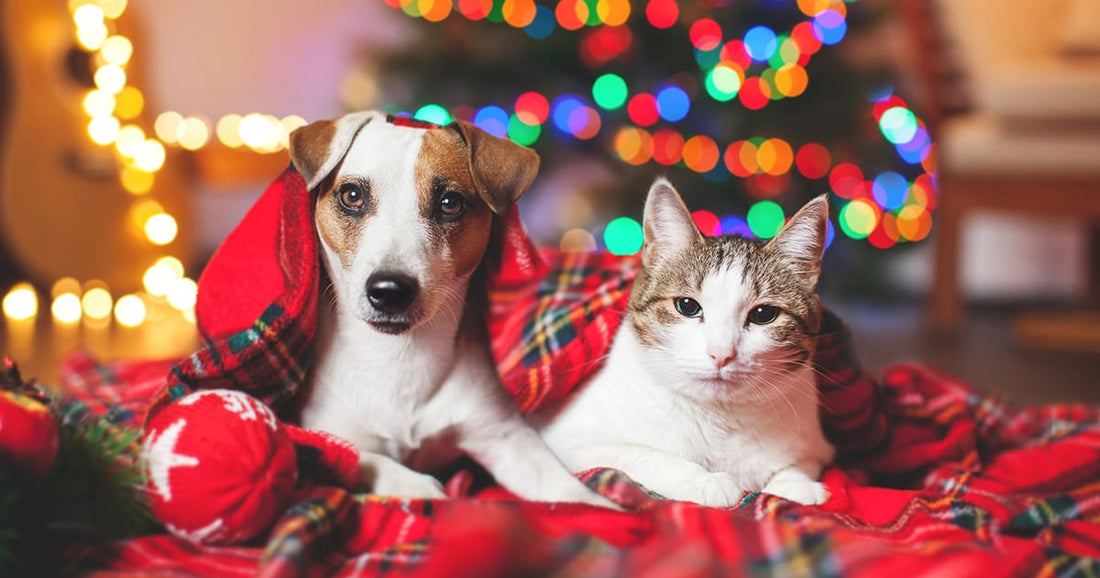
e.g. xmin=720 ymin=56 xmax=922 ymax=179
xmin=642 ymin=178 xmax=703 ymax=267
xmin=768 ymin=194 xmax=829 ymax=288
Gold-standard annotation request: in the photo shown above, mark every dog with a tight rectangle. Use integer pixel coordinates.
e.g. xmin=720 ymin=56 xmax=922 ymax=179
xmin=288 ymin=111 xmax=612 ymax=506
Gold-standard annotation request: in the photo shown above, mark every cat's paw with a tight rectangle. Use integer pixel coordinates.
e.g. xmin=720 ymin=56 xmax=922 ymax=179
xmin=682 ymin=472 xmax=746 ymax=507
xmin=762 ymin=478 xmax=829 ymax=505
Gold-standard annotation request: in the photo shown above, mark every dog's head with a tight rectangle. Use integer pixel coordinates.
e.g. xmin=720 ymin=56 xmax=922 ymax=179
xmin=289 ymin=111 xmax=539 ymax=335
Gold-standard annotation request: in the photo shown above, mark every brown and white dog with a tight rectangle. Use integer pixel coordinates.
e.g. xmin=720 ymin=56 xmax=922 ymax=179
xmin=289 ymin=111 xmax=611 ymax=505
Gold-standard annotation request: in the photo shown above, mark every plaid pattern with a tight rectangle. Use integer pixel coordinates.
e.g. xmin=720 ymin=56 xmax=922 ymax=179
xmin=51 ymin=168 xmax=1100 ymax=576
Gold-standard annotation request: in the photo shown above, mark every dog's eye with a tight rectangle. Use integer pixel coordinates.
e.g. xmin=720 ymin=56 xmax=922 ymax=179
xmin=673 ymin=297 xmax=702 ymax=318
xmin=439 ymin=191 xmax=466 ymax=220
xmin=337 ymin=183 xmax=366 ymax=214
xmin=748 ymin=305 xmax=780 ymax=325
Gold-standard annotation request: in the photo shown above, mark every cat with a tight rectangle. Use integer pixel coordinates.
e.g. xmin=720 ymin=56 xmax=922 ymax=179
xmin=534 ymin=178 xmax=835 ymax=507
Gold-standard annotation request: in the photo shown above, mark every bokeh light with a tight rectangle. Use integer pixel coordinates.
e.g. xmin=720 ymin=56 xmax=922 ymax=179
xmin=604 ymin=216 xmax=644 ymax=255
xmin=839 ymin=198 xmax=879 ymax=239
xmin=414 ymin=103 xmax=452 ymax=125
xmin=747 ymin=201 xmax=785 ymax=239
xmin=592 ymin=74 xmax=629 ymax=110
xmin=2 ymin=283 xmax=38 ymax=321
xmin=691 ymin=210 xmax=721 ymax=235
xmin=656 ymin=85 xmax=690 ymax=122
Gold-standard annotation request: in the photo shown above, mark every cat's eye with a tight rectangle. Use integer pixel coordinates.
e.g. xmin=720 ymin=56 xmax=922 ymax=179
xmin=748 ymin=305 xmax=780 ymax=325
xmin=439 ymin=190 xmax=466 ymax=221
xmin=337 ymin=183 xmax=367 ymax=214
xmin=674 ymin=297 xmax=703 ymax=318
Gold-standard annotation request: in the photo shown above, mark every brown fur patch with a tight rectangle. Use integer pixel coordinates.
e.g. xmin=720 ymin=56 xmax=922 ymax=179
xmin=289 ymin=120 xmax=337 ymax=183
xmin=416 ymin=130 xmax=494 ymax=280
xmin=314 ymin=170 xmax=373 ymax=270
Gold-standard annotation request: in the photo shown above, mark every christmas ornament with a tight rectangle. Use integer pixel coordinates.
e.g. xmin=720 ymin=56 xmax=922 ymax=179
xmin=0 ymin=357 xmax=59 ymax=479
xmin=142 ymin=389 xmax=298 ymax=545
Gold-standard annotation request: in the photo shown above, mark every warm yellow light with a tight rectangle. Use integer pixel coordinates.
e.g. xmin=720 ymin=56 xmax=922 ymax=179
xmin=216 ymin=114 xmax=243 ymax=148
xmin=83 ymin=89 xmax=115 ymax=117
xmin=51 ymin=277 xmax=81 ymax=299
xmin=156 ymin=256 xmax=185 ymax=278
xmin=114 ymin=86 xmax=144 ymax=119
xmin=87 ymin=115 xmax=120 ymax=145
xmin=258 ymin=114 xmax=285 ymax=151
xmin=114 ymin=294 xmax=146 ymax=327
xmin=166 ymin=278 xmax=198 ymax=311
xmin=280 ymin=115 xmax=308 ymax=149
xmin=76 ymin=23 xmax=108 ymax=51
xmin=238 ymin=113 xmax=273 ymax=149
xmin=115 ymin=124 xmax=145 ymax=157
xmin=155 ymin=111 xmax=183 ymax=144
xmin=144 ymin=213 xmax=178 ymax=246
xmin=182 ymin=307 xmax=196 ymax=324
xmin=120 ymin=165 xmax=154 ymax=194
xmin=100 ymin=35 xmax=133 ymax=65
xmin=93 ymin=65 xmax=126 ymax=94
xmin=97 ymin=0 xmax=128 ymax=19
xmin=134 ymin=139 xmax=166 ymax=172
xmin=52 ymin=293 xmax=83 ymax=324
xmin=177 ymin=117 xmax=210 ymax=150
xmin=143 ymin=263 xmax=178 ymax=296
xmin=2 ymin=283 xmax=38 ymax=321
xmin=81 ymin=287 xmax=113 ymax=320
xmin=73 ymin=4 xmax=104 ymax=28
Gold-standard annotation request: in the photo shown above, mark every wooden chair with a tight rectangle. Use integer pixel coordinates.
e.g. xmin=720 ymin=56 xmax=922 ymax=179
xmin=900 ymin=0 xmax=1100 ymax=345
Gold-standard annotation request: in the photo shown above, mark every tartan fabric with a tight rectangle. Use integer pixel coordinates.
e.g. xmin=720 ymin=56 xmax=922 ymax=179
xmin=51 ymin=167 xmax=1100 ymax=575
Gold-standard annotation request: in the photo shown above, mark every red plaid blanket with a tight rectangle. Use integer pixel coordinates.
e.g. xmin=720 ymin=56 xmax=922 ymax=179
xmin=58 ymin=168 xmax=1100 ymax=576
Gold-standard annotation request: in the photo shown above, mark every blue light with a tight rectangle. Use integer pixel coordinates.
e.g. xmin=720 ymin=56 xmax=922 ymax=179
xmin=720 ymin=215 xmax=753 ymax=238
xmin=825 ymin=219 xmax=836 ymax=249
xmin=473 ymin=106 xmax=509 ymax=138
xmin=656 ymin=86 xmax=691 ymax=122
xmin=743 ymin=26 xmax=778 ymax=62
xmin=872 ymin=172 xmax=909 ymax=211
xmin=813 ymin=10 xmax=847 ymax=45
xmin=551 ymin=95 xmax=584 ymax=134
xmin=525 ymin=5 xmax=555 ymax=39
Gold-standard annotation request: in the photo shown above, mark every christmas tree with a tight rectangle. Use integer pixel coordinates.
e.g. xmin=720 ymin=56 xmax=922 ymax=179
xmin=367 ymin=0 xmax=935 ymax=293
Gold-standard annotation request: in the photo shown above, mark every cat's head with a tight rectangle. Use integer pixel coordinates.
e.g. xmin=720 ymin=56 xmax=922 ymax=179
xmin=627 ymin=178 xmax=828 ymax=402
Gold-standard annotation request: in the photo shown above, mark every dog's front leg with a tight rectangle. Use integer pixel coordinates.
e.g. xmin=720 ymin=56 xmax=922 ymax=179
xmin=460 ymin=413 xmax=618 ymax=508
xmin=358 ymin=451 xmax=446 ymax=500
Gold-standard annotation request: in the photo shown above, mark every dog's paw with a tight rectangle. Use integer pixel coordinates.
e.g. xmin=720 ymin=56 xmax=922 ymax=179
xmin=680 ymin=472 xmax=746 ymax=508
xmin=370 ymin=469 xmax=446 ymax=500
xmin=762 ymin=478 xmax=829 ymax=505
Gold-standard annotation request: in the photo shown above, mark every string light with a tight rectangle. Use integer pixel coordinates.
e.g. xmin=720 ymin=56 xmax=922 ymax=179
xmin=2 ymin=284 xmax=38 ymax=321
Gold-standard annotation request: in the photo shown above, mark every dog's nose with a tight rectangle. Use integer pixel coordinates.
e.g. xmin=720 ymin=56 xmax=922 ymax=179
xmin=366 ymin=273 xmax=419 ymax=313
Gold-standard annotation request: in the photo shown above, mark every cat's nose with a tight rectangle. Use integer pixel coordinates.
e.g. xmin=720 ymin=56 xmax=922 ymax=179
xmin=710 ymin=352 xmax=736 ymax=368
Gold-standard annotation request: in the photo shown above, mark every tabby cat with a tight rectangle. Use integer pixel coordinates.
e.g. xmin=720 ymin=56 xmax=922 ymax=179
xmin=536 ymin=179 xmax=834 ymax=507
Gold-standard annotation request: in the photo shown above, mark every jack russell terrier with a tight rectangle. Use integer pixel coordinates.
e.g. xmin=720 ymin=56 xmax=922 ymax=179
xmin=289 ymin=111 xmax=612 ymax=506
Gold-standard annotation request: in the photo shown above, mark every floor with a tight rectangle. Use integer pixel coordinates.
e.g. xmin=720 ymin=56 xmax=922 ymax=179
xmin=828 ymin=300 xmax=1100 ymax=406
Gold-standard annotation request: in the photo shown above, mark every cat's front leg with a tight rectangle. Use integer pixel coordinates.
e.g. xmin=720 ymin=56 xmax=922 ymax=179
xmin=569 ymin=442 xmax=748 ymax=507
xmin=761 ymin=460 xmax=829 ymax=505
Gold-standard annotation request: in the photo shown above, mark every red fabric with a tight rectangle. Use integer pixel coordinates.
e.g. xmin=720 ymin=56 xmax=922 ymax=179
xmin=53 ymin=167 xmax=1100 ymax=576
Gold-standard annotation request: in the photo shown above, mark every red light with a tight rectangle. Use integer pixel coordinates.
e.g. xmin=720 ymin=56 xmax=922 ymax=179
xmin=744 ymin=173 xmax=791 ymax=199
xmin=515 ymin=92 xmax=550 ymax=125
xmin=691 ymin=210 xmax=721 ymax=236
xmin=690 ymin=18 xmax=722 ymax=51
xmin=872 ymin=95 xmax=907 ymax=120
xmin=579 ymin=26 xmax=633 ymax=68
xmin=738 ymin=77 xmax=770 ymax=110
xmin=627 ymin=93 xmax=660 ymax=126
xmin=651 ymin=128 xmax=684 ymax=165
xmin=719 ymin=40 xmax=752 ymax=70
xmin=646 ymin=0 xmax=678 ymax=29
xmin=790 ymin=21 xmax=822 ymax=55
xmin=829 ymin=162 xmax=865 ymax=199
xmin=795 ymin=143 xmax=832 ymax=179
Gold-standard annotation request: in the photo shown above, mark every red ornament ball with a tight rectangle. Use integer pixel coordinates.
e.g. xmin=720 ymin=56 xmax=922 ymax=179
xmin=0 ymin=389 xmax=60 ymax=479
xmin=143 ymin=389 xmax=298 ymax=545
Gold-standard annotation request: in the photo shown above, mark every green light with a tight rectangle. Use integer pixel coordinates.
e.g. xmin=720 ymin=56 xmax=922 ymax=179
xmin=839 ymin=200 xmax=877 ymax=239
xmin=747 ymin=201 xmax=785 ymax=239
xmin=414 ymin=104 xmax=452 ymax=126
xmin=704 ymin=65 xmax=741 ymax=102
xmin=879 ymin=106 xmax=918 ymax=144
xmin=508 ymin=114 xmax=541 ymax=146
xmin=768 ymin=34 xmax=792 ymax=69
xmin=592 ymin=74 xmax=628 ymax=110
xmin=604 ymin=217 xmax=644 ymax=255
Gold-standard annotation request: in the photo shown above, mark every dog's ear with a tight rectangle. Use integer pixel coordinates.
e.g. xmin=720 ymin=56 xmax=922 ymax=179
xmin=289 ymin=111 xmax=379 ymax=191
xmin=449 ymin=120 xmax=540 ymax=215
